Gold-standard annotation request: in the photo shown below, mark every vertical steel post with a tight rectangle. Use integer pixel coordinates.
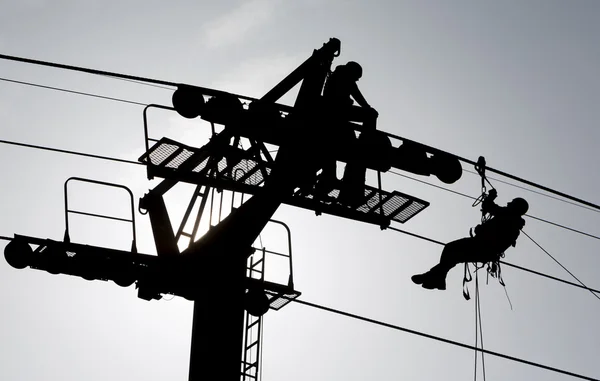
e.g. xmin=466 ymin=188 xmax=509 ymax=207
xmin=188 ymin=255 xmax=247 ymax=381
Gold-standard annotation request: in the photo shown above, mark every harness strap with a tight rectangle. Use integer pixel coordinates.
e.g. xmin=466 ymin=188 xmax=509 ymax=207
xmin=463 ymin=263 xmax=473 ymax=300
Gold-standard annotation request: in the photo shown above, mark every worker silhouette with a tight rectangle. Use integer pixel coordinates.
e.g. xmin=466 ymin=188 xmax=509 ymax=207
xmin=315 ymin=61 xmax=378 ymax=202
xmin=412 ymin=190 xmax=528 ymax=290
xmin=322 ymin=61 xmax=378 ymax=127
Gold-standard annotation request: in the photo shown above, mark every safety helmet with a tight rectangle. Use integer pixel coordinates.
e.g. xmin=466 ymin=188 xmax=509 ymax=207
xmin=508 ymin=197 xmax=529 ymax=215
xmin=345 ymin=61 xmax=363 ymax=80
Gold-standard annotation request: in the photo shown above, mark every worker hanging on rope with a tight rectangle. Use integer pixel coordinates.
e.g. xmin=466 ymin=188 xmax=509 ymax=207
xmin=411 ymin=157 xmax=529 ymax=290
xmin=315 ymin=61 xmax=379 ymax=203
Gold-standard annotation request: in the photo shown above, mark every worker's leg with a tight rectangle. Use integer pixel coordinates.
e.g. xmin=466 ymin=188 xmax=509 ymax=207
xmin=437 ymin=237 xmax=483 ymax=269
xmin=313 ymin=158 xmax=338 ymax=201
xmin=412 ymin=237 xmax=482 ymax=289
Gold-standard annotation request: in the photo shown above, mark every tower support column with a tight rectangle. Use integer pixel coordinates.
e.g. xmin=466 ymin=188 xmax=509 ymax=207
xmin=188 ymin=256 xmax=247 ymax=381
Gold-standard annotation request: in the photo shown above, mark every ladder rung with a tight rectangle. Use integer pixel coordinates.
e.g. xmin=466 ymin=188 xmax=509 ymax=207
xmin=180 ymin=232 xmax=193 ymax=238
xmin=245 ymin=341 xmax=259 ymax=351
xmin=247 ymin=319 xmax=261 ymax=329
xmin=245 ymin=362 xmax=258 ymax=371
xmin=250 ymin=258 xmax=264 ymax=268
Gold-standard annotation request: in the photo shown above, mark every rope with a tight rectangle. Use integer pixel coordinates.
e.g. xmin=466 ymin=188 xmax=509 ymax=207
xmin=522 ymin=230 xmax=600 ymax=302
xmin=474 ymin=273 xmax=487 ymax=381
xmin=474 ymin=272 xmax=479 ymax=381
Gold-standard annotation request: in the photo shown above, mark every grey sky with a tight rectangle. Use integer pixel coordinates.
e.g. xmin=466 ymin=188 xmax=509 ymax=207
xmin=0 ymin=1 xmax=598 ymax=380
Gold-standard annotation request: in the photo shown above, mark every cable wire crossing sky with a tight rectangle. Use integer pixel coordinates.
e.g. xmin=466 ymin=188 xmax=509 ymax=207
xmin=0 ymin=2 xmax=598 ymax=381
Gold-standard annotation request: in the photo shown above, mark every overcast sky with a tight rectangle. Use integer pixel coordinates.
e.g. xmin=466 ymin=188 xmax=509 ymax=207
xmin=0 ymin=1 xmax=599 ymax=380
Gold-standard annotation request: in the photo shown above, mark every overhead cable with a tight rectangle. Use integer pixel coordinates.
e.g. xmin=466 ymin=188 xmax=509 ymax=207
xmin=0 ymin=136 xmax=598 ymax=243
xmin=0 ymin=76 xmax=147 ymax=106
xmin=291 ymin=298 xmax=599 ymax=381
xmin=390 ymin=171 xmax=600 ymax=241
xmin=0 ymin=139 xmax=143 ymax=166
xmin=384 ymin=130 xmax=600 ymax=211
xmin=101 ymin=74 xmax=175 ymax=90
xmin=522 ymin=231 xmax=600 ymax=301
xmin=0 ymin=52 xmax=257 ymax=102
xmin=463 ymin=168 xmax=599 ymax=214
xmin=1 ymin=230 xmax=596 ymax=380
xmin=1 ymin=51 xmax=597 ymax=210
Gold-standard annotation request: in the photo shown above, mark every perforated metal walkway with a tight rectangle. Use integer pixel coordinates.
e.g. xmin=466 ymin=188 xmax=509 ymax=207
xmin=139 ymin=137 xmax=429 ymax=227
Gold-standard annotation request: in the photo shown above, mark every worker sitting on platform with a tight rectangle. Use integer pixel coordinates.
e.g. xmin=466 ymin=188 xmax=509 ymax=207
xmin=313 ymin=61 xmax=378 ymax=202
xmin=322 ymin=61 xmax=378 ymax=128
xmin=411 ymin=189 xmax=528 ymax=290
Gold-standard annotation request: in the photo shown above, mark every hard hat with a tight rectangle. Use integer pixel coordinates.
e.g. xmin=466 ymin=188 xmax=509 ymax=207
xmin=509 ymin=197 xmax=529 ymax=215
xmin=345 ymin=61 xmax=363 ymax=80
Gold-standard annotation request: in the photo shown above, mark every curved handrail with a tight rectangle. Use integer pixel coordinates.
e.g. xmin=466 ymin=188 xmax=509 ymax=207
xmin=267 ymin=219 xmax=294 ymax=288
xmin=64 ymin=177 xmax=137 ymax=252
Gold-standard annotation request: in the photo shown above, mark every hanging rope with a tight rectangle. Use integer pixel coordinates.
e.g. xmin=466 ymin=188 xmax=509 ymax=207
xmin=522 ymin=230 xmax=600 ymax=302
xmin=474 ymin=270 xmax=479 ymax=380
xmin=473 ymin=271 xmax=487 ymax=381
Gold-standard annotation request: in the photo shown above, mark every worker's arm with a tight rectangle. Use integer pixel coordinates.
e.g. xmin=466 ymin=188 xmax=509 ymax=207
xmin=350 ymin=83 xmax=370 ymax=108
xmin=482 ymin=190 xmax=501 ymax=216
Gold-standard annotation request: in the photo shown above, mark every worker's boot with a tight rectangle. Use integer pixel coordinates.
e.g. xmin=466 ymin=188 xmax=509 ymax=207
xmin=412 ymin=268 xmax=446 ymax=290
xmin=422 ymin=275 xmax=446 ymax=290
xmin=411 ymin=272 xmax=431 ymax=285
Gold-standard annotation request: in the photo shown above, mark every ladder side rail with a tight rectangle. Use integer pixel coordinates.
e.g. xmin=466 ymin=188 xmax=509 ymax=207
xmin=244 ymin=317 xmax=262 ymax=374
xmin=259 ymin=247 xmax=266 ymax=282
xmin=241 ymin=266 xmax=253 ymax=381
xmin=174 ymin=184 xmax=203 ymax=242
xmin=256 ymin=315 xmax=263 ymax=381
xmin=188 ymin=185 xmax=211 ymax=247
xmin=241 ymin=315 xmax=262 ymax=380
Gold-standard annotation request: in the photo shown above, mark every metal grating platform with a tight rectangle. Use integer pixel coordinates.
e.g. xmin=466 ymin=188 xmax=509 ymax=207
xmin=297 ymin=184 xmax=429 ymax=225
xmin=358 ymin=189 xmax=429 ymax=224
xmin=265 ymin=288 xmax=301 ymax=310
xmin=139 ymin=137 xmax=429 ymax=226
xmin=139 ymin=137 xmax=270 ymax=187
